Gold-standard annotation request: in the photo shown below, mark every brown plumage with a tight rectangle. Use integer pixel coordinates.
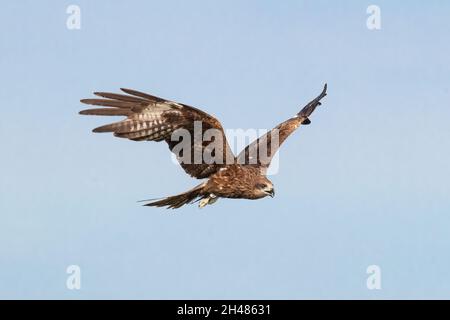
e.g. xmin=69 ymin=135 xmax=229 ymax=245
xmin=79 ymin=84 xmax=327 ymax=209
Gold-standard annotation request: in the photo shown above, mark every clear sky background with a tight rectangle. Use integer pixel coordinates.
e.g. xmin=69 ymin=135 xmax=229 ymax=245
xmin=1 ymin=1 xmax=449 ymax=299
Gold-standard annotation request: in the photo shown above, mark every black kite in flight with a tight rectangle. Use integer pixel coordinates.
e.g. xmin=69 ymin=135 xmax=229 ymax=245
xmin=80 ymin=84 xmax=327 ymax=209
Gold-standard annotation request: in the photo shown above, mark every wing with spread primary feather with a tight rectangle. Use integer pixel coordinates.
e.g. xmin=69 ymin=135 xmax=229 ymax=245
xmin=80 ymin=88 xmax=235 ymax=179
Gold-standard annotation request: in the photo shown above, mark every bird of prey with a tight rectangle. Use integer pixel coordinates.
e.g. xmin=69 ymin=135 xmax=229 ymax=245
xmin=79 ymin=84 xmax=327 ymax=209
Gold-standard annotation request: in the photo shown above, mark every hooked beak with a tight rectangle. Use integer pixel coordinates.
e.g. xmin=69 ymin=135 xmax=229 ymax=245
xmin=268 ymin=189 xmax=275 ymax=198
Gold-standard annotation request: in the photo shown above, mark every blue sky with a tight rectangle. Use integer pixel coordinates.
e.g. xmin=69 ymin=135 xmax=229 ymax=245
xmin=1 ymin=0 xmax=449 ymax=299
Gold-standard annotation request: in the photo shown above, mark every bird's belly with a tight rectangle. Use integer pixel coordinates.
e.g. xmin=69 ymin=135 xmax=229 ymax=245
xmin=204 ymin=165 xmax=261 ymax=199
xmin=205 ymin=181 xmax=261 ymax=200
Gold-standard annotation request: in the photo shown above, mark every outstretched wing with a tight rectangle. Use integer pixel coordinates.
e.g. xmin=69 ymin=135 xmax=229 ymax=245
xmin=80 ymin=88 xmax=235 ymax=179
xmin=236 ymin=84 xmax=327 ymax=173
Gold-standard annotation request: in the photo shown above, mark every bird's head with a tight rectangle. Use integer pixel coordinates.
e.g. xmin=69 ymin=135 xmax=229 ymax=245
xmin=254 ymin=177 xmax=275 ymax=199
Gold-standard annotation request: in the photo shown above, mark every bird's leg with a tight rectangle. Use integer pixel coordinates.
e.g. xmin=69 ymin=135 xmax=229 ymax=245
xmin=198 ymin=198 xmax=209 ymax=208
xmin=198 ymin=194 xmax=218 ymax=208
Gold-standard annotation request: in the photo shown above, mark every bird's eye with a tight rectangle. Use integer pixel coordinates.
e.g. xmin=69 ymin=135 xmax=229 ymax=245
xmin=256 ymin=183 xmax=267 ymax=189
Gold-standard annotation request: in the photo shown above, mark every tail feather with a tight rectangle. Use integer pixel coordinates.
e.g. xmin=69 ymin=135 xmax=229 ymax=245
xmin=143 ymin=185 xmax=205 ymax=209
xmin=297 ymin=83 xmax=327 ymax=124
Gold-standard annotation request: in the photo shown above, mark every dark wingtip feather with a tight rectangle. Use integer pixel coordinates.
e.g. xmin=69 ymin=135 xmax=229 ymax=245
xmin=120 ymin=88 xmax=166 ymax=103
xmin=93 ymin=91 xmax=147 ymax=103
xmin=79 ymin=109 xmax=92 ymax=115
xmin=79 ymin=108 xmax=130 ymax=116
xmin=92 ymin=128 xmax=109 ymax=133
xmin=92 ymin=123 xmax=116 ymax=133
xmin=297 ymin=83 xmax=328 ymax=120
